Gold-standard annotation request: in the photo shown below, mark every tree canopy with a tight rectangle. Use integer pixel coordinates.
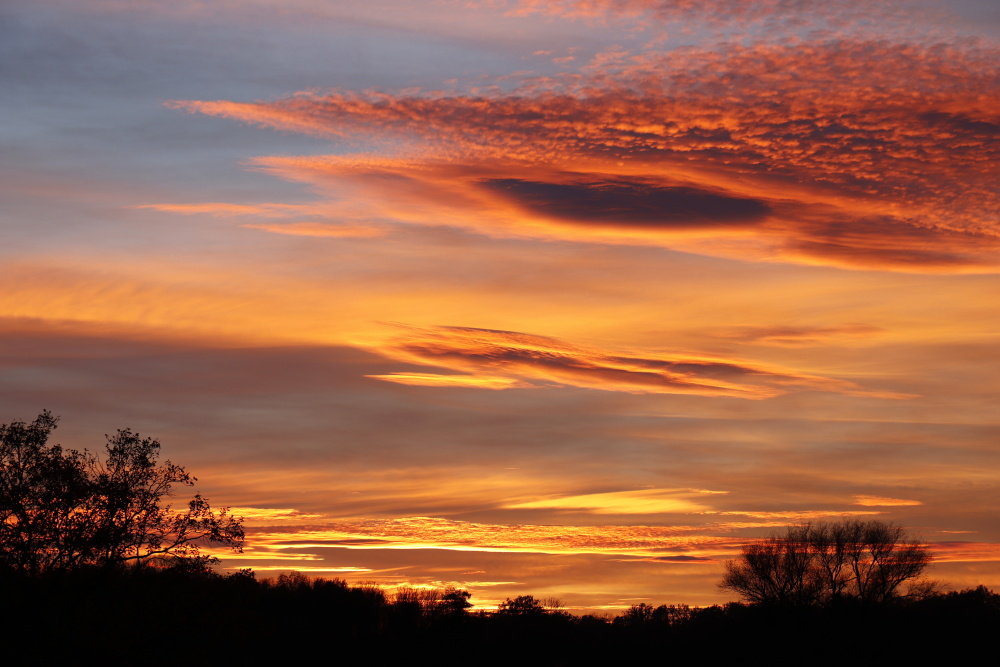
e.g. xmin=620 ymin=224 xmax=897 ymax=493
xmin=0 ymin=411 xmax=243 ymax=575
xmin=720 ymin=519 xmax=931 ymax=606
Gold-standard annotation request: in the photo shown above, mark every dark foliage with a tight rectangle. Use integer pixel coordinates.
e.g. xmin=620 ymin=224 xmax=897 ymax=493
xmin=0 ymin=411 xmax=243 ymax=575
xmin=3 ymin=566 xmax=996 ymax=665
xmin=1 ymin=414 xmax=992 ymax=664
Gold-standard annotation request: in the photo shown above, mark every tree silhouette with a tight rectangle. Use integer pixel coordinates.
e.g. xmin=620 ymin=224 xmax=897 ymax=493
xmin=720 ymin=520 xmax=931 ymax=606
xmin=497 ymin=594 xmax=547 ymax=615
xmin=0 ymin=411 xmax=243 ymax=575
xmin=441 ymin=588 xmax=473 ymax=616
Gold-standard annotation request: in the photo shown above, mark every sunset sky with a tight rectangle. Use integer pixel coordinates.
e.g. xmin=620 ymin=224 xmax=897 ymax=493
xmin=3 ymin=0 xmax=999 ymax=611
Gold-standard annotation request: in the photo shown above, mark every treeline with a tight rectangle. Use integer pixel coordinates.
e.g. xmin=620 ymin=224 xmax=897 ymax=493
xmin=4 ymin=414 xmax=998 ymax=662
xmin=3 ymin=565 xmax=998 ymax=664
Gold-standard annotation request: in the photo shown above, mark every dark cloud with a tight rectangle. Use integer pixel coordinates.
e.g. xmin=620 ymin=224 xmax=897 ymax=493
xmin=918 ymin=111 xmax=1000 ymax=137
xmin=479 ymin=178 xmax=770 ymax=228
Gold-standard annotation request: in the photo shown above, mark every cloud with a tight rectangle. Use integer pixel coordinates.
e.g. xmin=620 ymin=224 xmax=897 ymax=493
xmin=136 ymin=202 xmax=385 ymax=237
xmin=707 ymin=509 xmax=881 ymax=519
xmin=242 ymin=516 xmax=736 ymax=559
xmin=365 ymin=373 xmax=529 ymax=389
xmin=929 ymin=541 xmax=1000 ymax=563
xmin=239 ymin=565 xmax=375 ymax=573
xmin=500 ymin=0 xmax=921 ymax=26
xmin=713 ymin=324 xmax=883 ymax=346
xmin=170 ymin=38 xmax=1000 ymax=272
xmin=369 ymin=325 xmax=913 ymax=399
xmin=504 ymin=488 xmax=717 ymax=514
xmin=242 ymin=222 xmax=385 ymax=238
xmin=136 ymin=202 xmax=315 ymax=218
xmin=853 ymin=495 xmax=923 ymax=507
xmin=233 ymin=511 xmax=941 ymax=564
xmin=479 ymin=178 xmax=771 ymax=229
xmin=230 ymin=507 xmax=326 ymax=523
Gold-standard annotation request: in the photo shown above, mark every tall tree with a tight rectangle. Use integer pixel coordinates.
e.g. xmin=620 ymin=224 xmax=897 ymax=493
xmin=0 ymin=411 xmax=243 ymax=575
xmin=720 ymin=519 xmax=931 ymax=606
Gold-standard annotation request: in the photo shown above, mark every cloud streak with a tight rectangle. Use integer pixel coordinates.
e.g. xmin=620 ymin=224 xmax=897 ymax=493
xmin=505 ymin=488 xmax=718 ymax=514
xmin=712 ymin=324 xmax=884 ymax=346
xmin=242 ymin=516 xmax=736 ymax=560
xmin=136 ymin=202 xmax=386 ymax=237
xmin=368 ymin=325 xmax=912 ymax=399
xmin=501 ymin=0 xmax=922 ymax=25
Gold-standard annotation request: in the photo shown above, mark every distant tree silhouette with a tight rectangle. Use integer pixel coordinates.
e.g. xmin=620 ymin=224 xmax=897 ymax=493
xmin=441 ymin=587 xmax=473 ymax=615
xmin=614 ymin=602 xmax=694 ymax=630
xmin=497 ymin=594 xmax=547 ymax=615
xmin=720 ymin=520 xmax=931 ymax=606
xmin=0 ymin=411 xmax=243 ymax=575
xmin=615 ymin=602 xmax=657 ymax=628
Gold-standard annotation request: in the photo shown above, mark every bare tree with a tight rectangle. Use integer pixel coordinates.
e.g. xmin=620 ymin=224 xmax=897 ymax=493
xmin=720 ymin=527 xmax=823 ymax=606
xmin=720 ymin=519 xmax=931 ymax=606
xmin=0 ymin=411 xmax=243 ymax=575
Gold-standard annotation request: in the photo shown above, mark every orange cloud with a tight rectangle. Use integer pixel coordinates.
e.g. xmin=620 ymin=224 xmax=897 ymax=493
xmin=930 ymin=542 xmax=1000 ymax=563
xmin=712 ymin=324 xmax=883 ymax=346
xmin=707 ymin=510 xmax=882 ymax=520
xmin=366 ymin=373 xmax=529 ymax=389
xmin=170 ymin=38 xmax=1000 ymax=272
xmin=501 ymin=0 xmax=922 ymax=27
xmin=505 ymin=489 xmax=715 ymax=514
xmin=369 ymin=325 xmax=914 ymax=399
xmin=243 ymin=516 xmax=735 ymax=559
xmin=230 ymin=507 xmax=326 ymax=523
xmin=853 ymin=495 xmax=923 ymax=507
xmin=242 ymin=565 xmax=375 ymax=573
xmin=242 ymin=222 xmax=385 ymax=238
xmin=137 ymin=202 xmax=385 ymax=237
xmin=135 ymin=202 xmax=314 ymax=218
xmin=235 ymin=513 xmax=956 ymax=564
xmin=203 ymin=512 xmax=1000 ymax=581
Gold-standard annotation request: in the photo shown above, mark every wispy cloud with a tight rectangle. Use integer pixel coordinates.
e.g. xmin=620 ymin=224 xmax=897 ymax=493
xmin=498 ymin=0 xmax=924 ymax=27
xmin=707 ymin=509 xmax=881 ymax=519
xmin=232 ymin=509 xmax=922 ymax=563
xmin=368 ymin=325 xmax=914 ymax=399
xmin=504 ymin=488 xmax=718 ymax=514
xmin=712 ymin=324 xmax=884 ymax=346
xmin=242 ymin=222 xmax=384 ymax=238
xmin=136 ymin=202 xmax=315 ymax=218
xmin=136 ymin=202 xmax=385 ymax=237
xmin=242 ymin=516 xmax=735 ymax=559
xmin=230 ymin=507 xmax=326 ymax=523
xmin=365 ymin=372 xmax=529 ymax=389
xmin=853 ymin=495 xmax=923 ymax=507
xmin=930 ymin=542 xmax=1000 ymax=563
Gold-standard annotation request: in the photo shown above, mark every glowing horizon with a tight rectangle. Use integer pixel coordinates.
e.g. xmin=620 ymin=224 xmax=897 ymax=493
xmin=3 ymin=0 xmax=999 ymax=610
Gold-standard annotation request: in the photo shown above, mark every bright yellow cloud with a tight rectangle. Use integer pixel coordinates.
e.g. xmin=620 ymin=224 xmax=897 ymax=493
xmin=854 ymin=495 xmax=923 ymax=507
xmin=505 ymin=489 xmax=714 ymax=514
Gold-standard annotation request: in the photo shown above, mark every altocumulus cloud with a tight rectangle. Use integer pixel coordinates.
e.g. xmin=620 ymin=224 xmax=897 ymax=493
xmin=169 ymin=34 xmax=1000 ymax=272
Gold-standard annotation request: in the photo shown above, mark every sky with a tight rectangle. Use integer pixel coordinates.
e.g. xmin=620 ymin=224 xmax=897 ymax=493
xmin=2 ymin=0 xmax=999 ymax=612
